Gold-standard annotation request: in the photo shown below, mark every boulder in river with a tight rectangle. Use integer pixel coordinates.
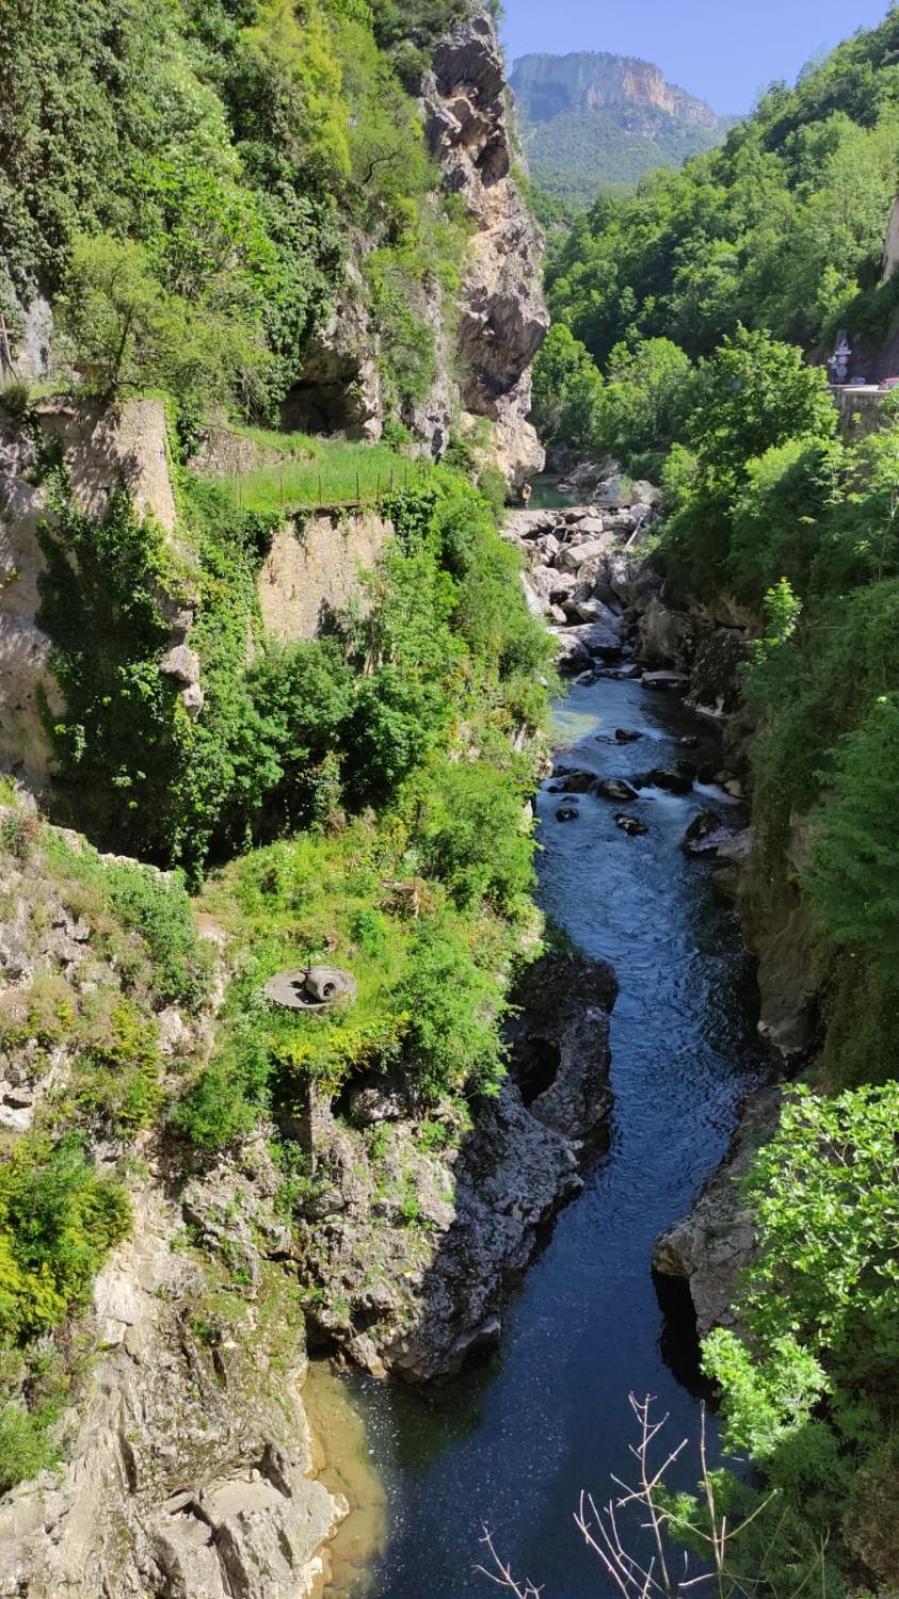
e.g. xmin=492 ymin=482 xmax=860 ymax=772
xmin=682 ymin=809 xmax=735 ymax=856
xmin=550 ymin=767 xmax=595 ymax=793
xmin=558 ymin=536 xmax=612 ymax=573
xmin=555 ymin=803 xmax=580 ymax=822
xmin=615 ymin=813 xmax=647 ymax=837
xmin=596 ymin=778 xmax=639 ymax=803
xmin=641 ymin=766 xmax=694 ymax=796
xmin=614 ymin=728 xmax=642 ymax=743
xmin=642 ymin=670 xmax=689 ymax=692
xmin=566 ymin=621 xmax=622 ymax=661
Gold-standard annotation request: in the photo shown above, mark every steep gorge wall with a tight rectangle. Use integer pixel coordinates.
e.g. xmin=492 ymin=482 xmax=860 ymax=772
xmin=300 ymin=9 xmax=548 ymax=484
xmin=0 ymin=398 xmax=184 ymax=794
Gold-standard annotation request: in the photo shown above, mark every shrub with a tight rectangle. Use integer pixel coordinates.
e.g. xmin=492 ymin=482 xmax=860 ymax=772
xmin=0 ymin=1137 xmax=130 ymax=1340
xmin=394 ymin=916 xmax=507 ymax=1099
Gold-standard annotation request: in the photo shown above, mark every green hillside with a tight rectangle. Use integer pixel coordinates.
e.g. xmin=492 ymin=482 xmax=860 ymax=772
xmin=511 ymin=50 xmax=732 ymax=207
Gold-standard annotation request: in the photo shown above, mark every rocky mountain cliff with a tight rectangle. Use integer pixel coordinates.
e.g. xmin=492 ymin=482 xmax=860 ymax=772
xmin=511 ymin=50 xmax=733 ymax=206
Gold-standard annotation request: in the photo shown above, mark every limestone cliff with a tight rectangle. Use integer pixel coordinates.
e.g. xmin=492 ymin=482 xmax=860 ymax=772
xmin=424 ymin=11 xmax=548 ymax=484
xmin=293 ymin=8 xmax=548 ymax=485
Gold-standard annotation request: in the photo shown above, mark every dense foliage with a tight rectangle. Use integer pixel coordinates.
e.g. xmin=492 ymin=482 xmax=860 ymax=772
xmin=701 ymin=1085 xmax=899 ymax=1587
xmin=37 ymin=451 xmax=549 ymax=879
xmin=171 ymin=474 xmax=554 ymax=1140
xmin=545 ymin=10 xmax=899 ymax=369
xmin=0 ymin=0 xmax=468 ymax=422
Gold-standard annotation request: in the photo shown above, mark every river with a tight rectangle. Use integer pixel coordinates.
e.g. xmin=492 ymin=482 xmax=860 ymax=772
xmin=318 ymin=672 xmax=767 ymax=1599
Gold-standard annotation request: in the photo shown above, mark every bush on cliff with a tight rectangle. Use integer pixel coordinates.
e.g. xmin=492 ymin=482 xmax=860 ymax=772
xmin=699 ymin=1083 xmax=899 ymax=1583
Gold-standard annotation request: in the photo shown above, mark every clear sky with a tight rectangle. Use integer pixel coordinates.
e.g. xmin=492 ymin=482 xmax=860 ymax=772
xmin=501 ymin=0 xmax=893 ymax=115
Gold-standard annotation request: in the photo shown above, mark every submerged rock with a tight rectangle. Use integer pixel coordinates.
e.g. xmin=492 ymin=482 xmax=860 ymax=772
xmin=550 ymin=766 xmax=595 ymax=793
xmin=641 ymin=766 xmax=694 ymax=796
xmin=682 ymin=809 xmax=736 ymax=856
xmin=615 ymin=813 xmax=647 ymax=837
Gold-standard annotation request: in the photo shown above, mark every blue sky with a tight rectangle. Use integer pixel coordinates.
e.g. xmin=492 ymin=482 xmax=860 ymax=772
xmin=501 ymin=0 xmax=892 ymax=114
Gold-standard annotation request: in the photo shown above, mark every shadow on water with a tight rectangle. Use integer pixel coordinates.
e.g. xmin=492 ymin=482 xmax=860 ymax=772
xmin=320 ymin=675 xmax=767 ymax=1599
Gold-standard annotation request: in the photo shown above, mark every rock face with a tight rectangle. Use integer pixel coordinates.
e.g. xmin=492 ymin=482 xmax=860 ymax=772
xmin=258 ymin=512 xmax=393 ymax=643
xmin=0 ymin=1180 xmax=343 ymax=1599
xmin=0 ymin=397 xmax=186 ymax=794
xmin=424 ymin=11 xmax=549 ymax=485
xmin=281 ymin=265 xmax=384 ymax=442
xmin=279 ymin=10 xmax=548 ymax=486
xmin=653 ymin=1088 xmax=781 ymax=1337
xmin=503 ymin=494 xmax=663 ymax=677
xmin=0 ymin=822 xmax=345 ymax=1597
xmin=295 ymin=952 xmax=617 ymax=1381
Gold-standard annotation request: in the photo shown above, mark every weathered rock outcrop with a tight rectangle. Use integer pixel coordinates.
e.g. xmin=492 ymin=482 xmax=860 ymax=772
xmin=423 ymin=11 xmax=549 ymax=484
xmin=504 ymin=494 xmax=663 ymax=677
xmin=0 ymin=1181 xmax=344 ymax=1599
xmin=0 ymin=818 xmax=345 ymax=1597
xmin=258 ymin=512 xmax=393 ymax=643
xmin=653 ymin=1088 xmax=781 ymax=1336
xmin=291 ymin=952 xmax=617 ymax=1381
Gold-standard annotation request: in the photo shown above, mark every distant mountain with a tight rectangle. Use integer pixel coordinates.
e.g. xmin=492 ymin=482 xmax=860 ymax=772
xmin=510 ymin=52 xmax=735 ymax=208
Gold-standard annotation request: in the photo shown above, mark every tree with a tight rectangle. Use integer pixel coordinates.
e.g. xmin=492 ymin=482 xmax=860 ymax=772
xmin=477 ymin=1394 xmax=829 ymax=1599
xmin=56 ymin=233 xmax=271 ymax=411
xmin=599 ymin=336 xmax=693 ymax=461
xmin=806 ymin=694 xmax=899 ymax=973
xmin=686 ymin=327 xmax=836 ymax=486
xmin=530 ymin=324 xmax=605 ymax=452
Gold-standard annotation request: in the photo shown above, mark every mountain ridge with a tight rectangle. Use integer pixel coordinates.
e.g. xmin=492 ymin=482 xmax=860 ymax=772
xmin=511 ymin=49 xmax=735 ymax=207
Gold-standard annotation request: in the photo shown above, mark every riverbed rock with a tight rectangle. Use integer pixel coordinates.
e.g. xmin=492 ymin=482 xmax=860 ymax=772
xmin=292 ymin=953 xmax=617 ymax=1382
xmin=641 ymin=765 xmax=694 ymax=796
xmin=558 ymin=535 xmax=612 ymax=572
xmin=596 ymin=778 xmax=639 ymax=803
xmin=555 ymin=803 xmax=580 ymax=822
xmin=682 ymin=809 xmax=736 ymax=856
xmin=508 ymin=951 xmax=618 ymax=1144
xmin=642 ymin=670 xmax=689 ymax=692
xmin=638 ymin=599 xmax=694 ymax=670
xmin=565 ymin=621 xmax=622 ymax=661
xmin=615 ymin=814 xmax=647 ymax=837
xmin=550 ymin=768 xmax=595 ymax=793
xmin=653 ymin=1088 xmax=781 ymax=1336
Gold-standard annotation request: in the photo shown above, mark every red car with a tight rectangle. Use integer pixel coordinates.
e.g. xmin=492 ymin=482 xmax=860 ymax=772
xmin=878 ymin=376 xmax=899 ymax=390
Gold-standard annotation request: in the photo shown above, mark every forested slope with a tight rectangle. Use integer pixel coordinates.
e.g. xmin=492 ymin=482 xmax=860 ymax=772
xmin=532 ymin=9 xmax=899 ymax=1591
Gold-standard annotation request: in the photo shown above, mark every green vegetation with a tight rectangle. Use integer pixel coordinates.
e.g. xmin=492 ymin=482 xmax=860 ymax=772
xmin=172 ymin=474 xmax=553 ymax=1143
xmin=220 ymin=428 xmax=436 ymax=514
xmin=0 ymin=805 xmax=203 ymax=1490
xmin=1 ymin=0 xmax=470 ymax=425
xmin=696 ymin=1084 xmax=899 ymax=1589
xmin=546 ymin=11 xmax=899 ymax=369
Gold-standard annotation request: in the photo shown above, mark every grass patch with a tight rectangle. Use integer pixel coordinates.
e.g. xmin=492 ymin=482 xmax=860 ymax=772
xmin=211 ymin=430 xmax=438 ymax=515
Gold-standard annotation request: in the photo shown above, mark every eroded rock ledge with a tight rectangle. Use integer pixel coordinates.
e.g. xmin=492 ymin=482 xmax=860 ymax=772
xmin=652 ymin=1088 xmax=781 ymax=1338
xmin=270 ymin=951 xmax=618 ymax=1382
xmin=0 ymin=1177 xmax=344 ymax=1599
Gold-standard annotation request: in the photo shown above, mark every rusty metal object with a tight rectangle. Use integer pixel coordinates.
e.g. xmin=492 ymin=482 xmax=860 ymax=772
xmin=264 ymin=965 xmax=356 ymax=1011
